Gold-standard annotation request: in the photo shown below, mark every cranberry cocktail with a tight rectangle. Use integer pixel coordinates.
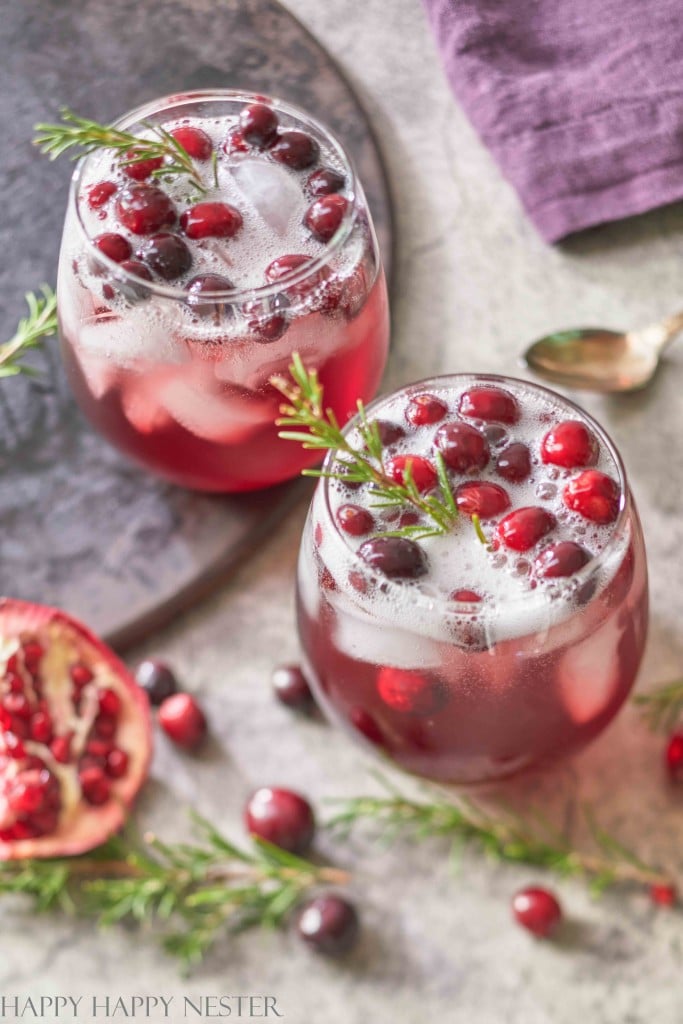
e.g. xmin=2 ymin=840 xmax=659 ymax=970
xmin=297 ymin=375 xmax=648 ymax=784
xmin=57 ymin=91 xmax=389 ymax=491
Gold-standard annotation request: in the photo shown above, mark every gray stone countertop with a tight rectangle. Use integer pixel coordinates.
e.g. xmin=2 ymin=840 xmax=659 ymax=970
xmin=3 ymin=1 xmax=683 ymax=1021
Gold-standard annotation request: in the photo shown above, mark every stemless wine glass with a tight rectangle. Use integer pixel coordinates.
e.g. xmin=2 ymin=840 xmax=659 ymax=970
xmin=296 ymin=374 xmax=648 ymax=784
xmin=56 ymin=90 xmax=389 ymax=491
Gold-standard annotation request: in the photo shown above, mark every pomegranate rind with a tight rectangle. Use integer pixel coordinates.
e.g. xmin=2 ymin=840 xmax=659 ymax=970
xmin=0 ymin=598 xmax=152 ymax=861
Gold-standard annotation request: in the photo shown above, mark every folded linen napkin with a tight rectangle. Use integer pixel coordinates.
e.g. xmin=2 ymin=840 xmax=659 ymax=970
xmin=422 ymin=0 xmax=683 ymax=241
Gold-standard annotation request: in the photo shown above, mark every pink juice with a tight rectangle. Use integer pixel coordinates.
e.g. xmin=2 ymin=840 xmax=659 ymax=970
xmin=297 ymin=375 xmax=648 ymax=784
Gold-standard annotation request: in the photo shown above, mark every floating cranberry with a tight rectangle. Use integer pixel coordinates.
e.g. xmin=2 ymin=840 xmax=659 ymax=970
xmin=377 ymin=667 xmax=446 ymax=715
xmin=665 ymin=732 xmax=683 ymax=780
xmin=336 ymin=504 xmax=374 ymax=536
xmin=373 ymin=420 xmax=405 ymax=446
xmin=563 ymin=471 xmax=620 ymax=524
xmin=158 ymin=693 xmax=207 ymax=750
xmin=304 ymin=195 xmax=349 ymax=243
xmin=251 ymin=314 xmax=288 ymax=343
xmin=180 ymin=201 xmax=243 ymax=240
xmin=239 ymin=103 xmax=279 ymax=148
xmin=87 ymin=181 xmax=117 ymax=209
xmin=459 ymin=386 xmax=519 ymax=424
xmin=296 ymin=895 xmax=359 ymax=956
xmin=451 ymin=589 xmax=481 ymax=602
xmin=265 ymin=253 xmax=314 ymax=283
xmin=270 ymin=130 xmax=320 ymax=170
xmin=271 ymin=665 xmax=314 ymax=713
xmin=93 ymin=233 xmax=132 ymax=264
xmin=136 ymin=232 xmax=192 ymax=280
xmin=358 ymin=537 xmax=428 ymax=579
xmin=307 ymin=167 xmax=346 ymax=196
xmin=434 ymin=422 xmax=489 ymax=472
xmin=541 ymin=420 xmax=597 ymax=468
xmin=385 ymin=454 xmax=437 ymax=493
xmin=170 ymin=125 xmax=213 ymax=160
xmin=534 ymin=541 xmax=591 ymax=578
xmin=223 ymin=125 xmax=249 ymax=155
xmin=406 ymin=393 xmax=448 ymax=427
xmin=496 ymin=442 xmax=531 ymax=482
xmin=498 ymin=506 xmax=556 ymax=552
xmin=115 ymin=184 xmax=177 ymax=235
xmin=512 ymin=887 xmax=562 ymax=937
xmin=122 ymin=150 xmax=164 ymax=181
xmin=186 ymin=274 xmax=235 ymax=318
xmin=244 ymin=787 xmax=315 ymax=854
xmin=117 ymin=260 xmax=153 ymax=302
xmin=455 ymin=481 xmax=510 ymax=518
xmin=650 ymin=884 xmax=677 ymax=907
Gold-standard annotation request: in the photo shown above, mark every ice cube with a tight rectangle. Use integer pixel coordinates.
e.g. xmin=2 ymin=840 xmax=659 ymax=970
xmin=77 ymin=351 xmax=119 ymax=399
xmin=230 ymin=159 xmax=302 ymax=236
xmin=159 ymin=376 xmax=274 ymax=443
xmin=558 ymin=619 xmax=621 ymax=724
xmin=121 ymin=377 xmax=173 ymax=434
xmin=77 ymin=307 xmax=188 ymax=369
xmin=331 ymin=592 xmax=442 ymax=669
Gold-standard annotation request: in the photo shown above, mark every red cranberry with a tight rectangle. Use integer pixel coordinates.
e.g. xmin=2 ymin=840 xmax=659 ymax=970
xmin=434 ymin=422 xmax=489 ymax=472
xmin=272 ymin=665 xmax=314 ymax=713
xmin=116 ymin=260 xmax=153 ymax=302
xmin=455 ymin=481 xmax=510 ymax=518
xmin=650 ymin=884 xmax=677 ymax=907
xmin=666 ymin=732 xmax=683 ymax=780
xmin=459 ymin=386 xmax=519 ymax=424
xmin=406 ymin=393 xmax=448 ymax=427
xmin=244 ymin=787 xmax=315 ymax=854
xmin=135 ymin=660 xmax=179 ymax=706
xmin=373 ymin=420 xmax=405 ymax=446
xmin=223 ymin=126 xmax=249 ymax=155
xmin=93 ymin=233 xmax=132 ymax=264
xmin=158 ymin=693 xmax=206 ymax=749
xmin=87 ymin=181 xmax=117 ymax=209
xmin=170 ymin=125 xmax=213 ymax=160
xmin=296 ymin=895 xmax=359 ymax=956
xmin=336 ymin=504 xmax=374 ymax=536
xmin=180 ymin=201 xmax=243 ymax=240
xmin=451 ymin=589 xmax=481 ymax=602
xmin=265 ymin=253 xmax=314 ymax=283
xmin=384 ymin=454 xmax=437 ymax=493
xmin=512 ymin=887 xmax=562 ymax=937
xmin=377 ymin=667 xmax=446 ymax=715
xmin=358 ymin=536 xmax=428 ymax=579
xmin=239 ymin=103 xmax=279 ymax=148
xmin=307 ymin=167 xmax=346 ymax=196
xmin=349 ymin=707 xmax=385 ymax=746
xmin=534 ymin=541 xmax=591 ymax=578
xmin=303 ymin=195 xmax=349 ymax=243
xmin=498 ymin=507 xmax=556 ymax=552
xmin=136 ymin=232 xmax=192 ymax=280
xmin=563 ymin=471 xmax=620 ymax=524
xmin=270 ymin=130 xmax=319 ymax=170
xmin=496 ymin=442 xmax=531 ymax=482
xmin=115 ymin=184 xmax=177 ymax=235
xmin=122 ymin=150 xmax=164 ymax=181
xmin=186 ymin=274 xmax=235 ymax=318
xmin=541 ymin=420 xmax=598 ymax=468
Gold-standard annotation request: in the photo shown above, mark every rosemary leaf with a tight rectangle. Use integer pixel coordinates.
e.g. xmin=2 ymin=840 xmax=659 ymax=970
xmin=0 ymin=286 xmax=57 ymax=379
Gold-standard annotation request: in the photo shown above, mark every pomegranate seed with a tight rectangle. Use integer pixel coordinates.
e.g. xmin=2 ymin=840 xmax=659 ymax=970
xmin=22 ymin=641 xmax=44 ymax=672
xmin=296 ymin=895 xmax=359 ymax=956
xmin=358 ymin=537 xmax=428 ymax=579
xmin=115 ymin=184 xmax=177 ymax=235
xmin=244 ymin=787 xmax=315 ymax=854
xmin=122 ymin=149 xmax=164 ymax=181
xmin=28 ymin=809 xmax=59 ymax=836
xmin=434 ymin=422 xmax=489 ymax=472
xmin=406 ymin=393 xmax=448 ymax=427
xmin=373 ymin=420 xmax=405 ymax=446
xmin=93 ymin=233 xmax=132 ymax=264
xmin=8 ymin=770 xmax=49 ymax=814
xmin=534 ymin=541 xmax=591 ymax=578
xmin=271 ymin=665 xmax=314 ymax=713
xmin=384 ymin=454 xmax=438 ymax=493
xmin=86 ymin=739 xmax=113 ymax=760
xmin=307 ymin=167 xmax=346 ymax=196
xmin=563 ymin=471 xmax=620 ymax=524
xmin=136 ymin=232 xmax=192 ymax=280
xmin=29 ymin=711 xmax=53 ymax=743
xmin=5 ymin=652 xmax=20 ymax=673
xmin=455 ymin=481 xmax=510 ymax=519
xmin=70 ymin=663 xmax=94 ymax=687
xmin=79 ymin=766 xmax=111 ymax=806
xmin=451 ymin=589 xmax=481 ymax=602
xmin=223 ymin=125 xmax=249 ymax=155
xmin=180 ymin=201 xmax=243 ymax=240
xmin=6 ymin=672 xmax=23 ymax=693
xmin=650 ymin=884 xmax=677 ymax=907
xmin=459 ymin=386 xmax=519 ymax=424
xmin=87 ymin=181 xmax=117 ymax=209
xmin=665 ymin=732 xmax=683 ymax=780
xmin=512 ymin=887 xmax=562 ymax=937
xmin=496 ymin=442 xmax=531 ymax=482
xmin=4 ymin=733 xmax=26 ymax=758
xmin=94 ymin=714 xmax=117 ymax=739
xmin=541 ymin=420 xmax=598 ymax=468
xmin=98 ymin=688 xmax=121 ymax=718
xmin=270 ymin=130 xmax=319 ymax=169
xmin=336 ymin=504 xmax=374 ymax=536
xmin=50 ymin=735 xmax=72 ymax=764
xmin=3 ymin=693 xmax=31 ymax=719
xmin=158 ymin=693 xmax=207 ymax=750
xmin=498 ymin=507 xmax=556 ymax=552
xmin=105 ymin=748 xmax=129 ymax=778
xmin=239 ymin=103 xmax=279 ymax=147
xmin=135 ymin=660 xmax=179 ymax=707
xmin=170 ymin=125 xmax=213 ymax=160
xmin=377 ymin=667 xmax=446 ymax=715
xmin=303 ymin=194 xmax=349 ymax=243
xmin=9 ymin=821 xmax=39 ymax=840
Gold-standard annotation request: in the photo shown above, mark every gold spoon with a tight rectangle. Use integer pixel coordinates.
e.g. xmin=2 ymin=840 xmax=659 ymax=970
xmin=523 ymin=311 xmax=683 ymax=392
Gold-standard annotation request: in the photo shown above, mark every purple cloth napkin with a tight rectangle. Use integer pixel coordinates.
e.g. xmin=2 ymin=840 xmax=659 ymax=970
xmin=422 ymin=0 xmax=683 ymax=241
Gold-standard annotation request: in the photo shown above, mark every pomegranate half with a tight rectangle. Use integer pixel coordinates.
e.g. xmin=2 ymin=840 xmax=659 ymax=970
xmin=0 ymin=599 xmax=152 ymax=859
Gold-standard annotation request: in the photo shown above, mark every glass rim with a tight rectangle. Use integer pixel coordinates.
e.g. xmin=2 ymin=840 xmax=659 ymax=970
xmin=320 ymin=372 xmax=633 ymax=615
xmin=70 ymin=88 xmax=361 ymax=303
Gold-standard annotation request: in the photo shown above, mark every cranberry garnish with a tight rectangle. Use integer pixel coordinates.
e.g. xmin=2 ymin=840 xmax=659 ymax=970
xmin=496 ymin=442 xmax=531 ymax=482
xmin=434 ymin=422 xmax=489 ymax=472
xmin=451 ymin=589 xmax=481 ymax=602
xmin=373 ymin=420 xmax=405 ymax=446
xmin=265 ymin=253 xmax=314 ymax=283
xmin=665 ymin=732 xmax=683 ymax=780
xmin=115 ymin=184 xmax=177 ymax=235
xmin=158 ymin=693 xmax=207 ymax=749
xmin=498 ymin=506 xmax=556 ymax=551
xmin=93 ymin=233 xmax=132 ymax=264
xmin=541 ymin=420 xmax=598 ymax=468
xmin=406 ymin=393 xmax=448 ymax=427
xmin=87 ymin=181 xmax=117 ymax=209
xmin=242 ymin=293 xmax=289 ymax=342
xmin=459 ymin=386 xmax=519 ymax=424
xmin=512 ymin=887 xmax=562 ymax=938
xmin=170 ymin=125 xmax=213 ymax=160
xmin=135 ymin=659 xmax=178 ymax=706
xmin=180 ymin=201 xmax=243 ymax=240
xmin=534 ymin=541 xmax=591 ymax=578
xmin=377 ymin=667 xmax=446 ymax=715
xmin=358 ymin=536 xmax=428 ymax=579
xmin=336 ymin=504 xmax=374 ymax=536
xmin=244 ymin=786 xmax=315 ymax=854
xmin=307 ymin=167 xmax=346 ymax=196
xmin=296 ymin=895 xmax=359 ymax=956
xmin=271 ymin=665 xmax=314 ymax=713
xmin=186 ymin=274 xmax=235 ymax=318
xmin=563 ymin=471 xmax=620 ymax=524
xmin=239 ymin=103 xmax=279 ymax=148
xmin=223 ymin=125 xmax=249 ymax=155
xmin=117 ymin=260 xmax=153 ymax=302
xmin=270 ymin=130 xmax=320 ymax=170
xmin=136 ymin=232 xmax=192 ymax=280
xmin=650 ymin=884 xmax=677 ymax=907
xmin=303 ymin=195 xmax=349 ymax=243
xmin=122 ymin=150 xmax=164 ymax=182
xmin=455 ymin=481 xmax=510 ymax=518
xmin=384 ymin=454 xmax=437 ymax=493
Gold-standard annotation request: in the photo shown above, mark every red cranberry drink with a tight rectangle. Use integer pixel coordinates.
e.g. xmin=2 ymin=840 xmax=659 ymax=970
xmin=297 ymin=374 xmax=648 ymax=783
xmin=57 ymin=91 xmax=389 ymax=491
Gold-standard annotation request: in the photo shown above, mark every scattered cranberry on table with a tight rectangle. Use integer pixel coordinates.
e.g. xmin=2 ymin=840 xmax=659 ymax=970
xmin=244 ymin=786 xmax=315 ymax=855
xmin=158 ymin=693 xmax=207 ymax=750
xmin=650 ymin=883 xmax=677 ymax=907
xmin=665 ymin=732 xmax=683 ymax=781
xmin=271 ymin=664 xmax=315 ymax=713
xmin=134 ymin=659 xmax=179 ymax=706
xmin=296 ymin=894 xmax=360 ymax=956
xmin=512 ymin=886 xmax=562 ymax=938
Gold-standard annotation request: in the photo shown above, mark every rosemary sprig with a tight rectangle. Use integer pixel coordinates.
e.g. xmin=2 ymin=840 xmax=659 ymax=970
xmin=34 ymin=108 xmax=205 ymax=194
xmin=271 ymin=354 xmax=459 ymax=540
xmin=0 ymin=286 xmax=57 ymax=379
xmin=634 ymin=679 xmax=683 ymax=733
xmin=327 ymin=777 xmax=673 ymax=896
xmin=0 ymin=816 xmax=348 ymax=968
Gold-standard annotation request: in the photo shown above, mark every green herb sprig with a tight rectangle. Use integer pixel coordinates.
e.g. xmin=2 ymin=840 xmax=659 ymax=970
xmin=634 ymin=679 xmax=683 ymax=733
xmin=0 ymin=286 xmax=57 ymax=379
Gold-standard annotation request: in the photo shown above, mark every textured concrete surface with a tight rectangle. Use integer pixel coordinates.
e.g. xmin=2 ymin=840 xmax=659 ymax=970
xmin=3 ymin=1 xmax=683 ymax=1021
